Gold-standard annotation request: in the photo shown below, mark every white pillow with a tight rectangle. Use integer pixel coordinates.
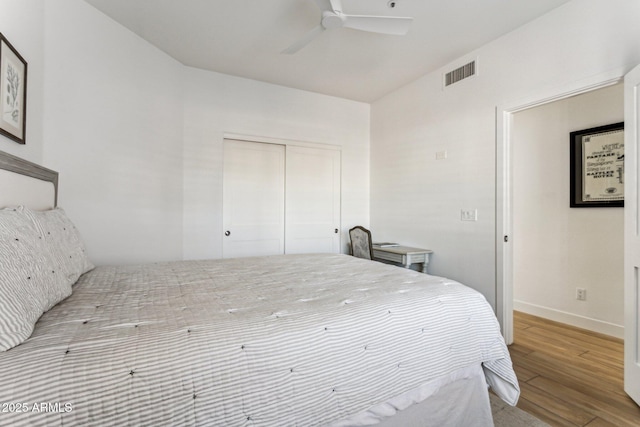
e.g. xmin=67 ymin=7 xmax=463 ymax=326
xmin=0 ymin=207 xmax=68 ymax=351
xmin=23 ymin=207 xmax=94 ymax=286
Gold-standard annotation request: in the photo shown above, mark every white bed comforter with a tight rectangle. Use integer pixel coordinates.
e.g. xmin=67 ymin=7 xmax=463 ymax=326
xmin=0 ymin=254 xmax=518 ymax=426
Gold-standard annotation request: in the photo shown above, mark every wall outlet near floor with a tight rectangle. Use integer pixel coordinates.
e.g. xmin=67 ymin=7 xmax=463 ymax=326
xmin=576 ymin=288 xmax=587 ymax=301
xmin=461 ymin=209 xmax=478 ymax=221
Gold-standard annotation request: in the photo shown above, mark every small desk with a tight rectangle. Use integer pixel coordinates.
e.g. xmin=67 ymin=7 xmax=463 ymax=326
xmin=372 ymin=245 xmax=433 ymax=273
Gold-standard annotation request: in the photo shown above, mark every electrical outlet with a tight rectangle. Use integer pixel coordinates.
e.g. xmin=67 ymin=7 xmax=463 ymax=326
xmin=436 ymin=150 xmax=447 ymax=160
xmin=576 ymin=288 xmax=587 ymax=301
xmin=461 ymin=209 xmax=478 ymax=221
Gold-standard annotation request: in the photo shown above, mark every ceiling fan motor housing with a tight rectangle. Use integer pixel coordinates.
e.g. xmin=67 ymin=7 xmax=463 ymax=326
xmin=322 ymin=11 xmax=345 ymax=29
xmin=282 ymin=0 xmax=413 ymax=54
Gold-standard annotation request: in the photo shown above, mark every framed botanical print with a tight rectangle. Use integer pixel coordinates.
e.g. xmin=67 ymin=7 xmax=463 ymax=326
xmin=0 ymin=33 xmax=27 ymax=144
xmin=570 ymin=122 xmax=624 ymax=207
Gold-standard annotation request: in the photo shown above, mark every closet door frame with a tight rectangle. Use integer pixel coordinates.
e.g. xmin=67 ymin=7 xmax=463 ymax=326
xmin=223 ymin=133 xmax=342 ymax=256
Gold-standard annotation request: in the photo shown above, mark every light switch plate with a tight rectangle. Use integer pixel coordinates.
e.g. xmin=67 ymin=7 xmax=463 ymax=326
xmin=461 ymin=209 xmax=478 ymax=221
xmin=436 ymin=150 xmax=447 ymax=160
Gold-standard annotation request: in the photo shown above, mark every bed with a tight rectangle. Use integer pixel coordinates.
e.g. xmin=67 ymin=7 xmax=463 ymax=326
xmin=0 ymin=150 xmax=519 ymax=426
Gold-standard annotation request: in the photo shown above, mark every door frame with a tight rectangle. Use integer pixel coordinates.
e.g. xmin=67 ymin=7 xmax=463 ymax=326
xmin=222 ymin=132 xmax=343 ymax=253
xmin=224 ymin=132 xmax=342 ymax=153
xmin=496 ymin=68 xmax=624 ymax=344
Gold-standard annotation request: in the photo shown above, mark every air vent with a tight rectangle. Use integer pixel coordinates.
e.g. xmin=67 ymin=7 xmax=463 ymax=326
xmin=444 ymin=60 xmax=476 ymax=87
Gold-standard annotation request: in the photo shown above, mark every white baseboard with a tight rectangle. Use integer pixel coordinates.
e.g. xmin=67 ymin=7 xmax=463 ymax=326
xmin=513 ymin=300 xmax=624 ymax=339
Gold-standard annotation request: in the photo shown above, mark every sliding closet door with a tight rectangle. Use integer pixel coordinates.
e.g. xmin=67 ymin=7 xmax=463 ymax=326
xmin=222 ymin=139 xmax=285 ymax=258
xmin=285 ymin=146 xmax=341 ymax=254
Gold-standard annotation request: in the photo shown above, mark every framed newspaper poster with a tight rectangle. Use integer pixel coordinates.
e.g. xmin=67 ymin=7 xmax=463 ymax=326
xmin=570 ymin=122 xmax=624 ymax=207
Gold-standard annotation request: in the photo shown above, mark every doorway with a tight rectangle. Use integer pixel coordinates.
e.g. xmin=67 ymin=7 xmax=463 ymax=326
xmin=496 ymin=71 xmax=623 ymax=344
xmin=510 ymin=84 xmax=624 ymax=338
xmin=498 ymin=64 xmax=640 ymax=407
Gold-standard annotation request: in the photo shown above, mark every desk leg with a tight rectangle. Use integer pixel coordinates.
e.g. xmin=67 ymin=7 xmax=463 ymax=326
xmin=422 ymin=255 xmax=430 ymax=274
xmin=402 ymin=255 xmax=411 ymax=269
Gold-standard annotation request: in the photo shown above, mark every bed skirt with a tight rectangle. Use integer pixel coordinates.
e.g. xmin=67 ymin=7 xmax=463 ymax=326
xmin=334 ymin=364 xmax=493 ymax=426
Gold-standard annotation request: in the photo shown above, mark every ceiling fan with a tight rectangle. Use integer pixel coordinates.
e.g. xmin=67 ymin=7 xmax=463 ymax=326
xmin=282 ymin=0 xmax=413 ymax=54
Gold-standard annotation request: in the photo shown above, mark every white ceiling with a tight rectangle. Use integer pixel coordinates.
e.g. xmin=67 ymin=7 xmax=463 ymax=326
xmin=83 ymin=0 xmax=571 ymax=103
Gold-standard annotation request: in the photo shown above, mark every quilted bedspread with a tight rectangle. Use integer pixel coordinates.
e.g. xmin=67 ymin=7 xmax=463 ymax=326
xmin=0 ymin=253 xmax=518 ymax=426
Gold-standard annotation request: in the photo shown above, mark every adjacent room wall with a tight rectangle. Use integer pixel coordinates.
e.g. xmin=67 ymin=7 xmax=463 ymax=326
xmin=370 ymin=0 xmax=640 ymax=310
xmin=182 ymin=67 xmax=370 ymax=260
xmin=512 ymin=84 xmax=624 ymax=337
xmin=0 ymin=0 xmax=45 ymax=164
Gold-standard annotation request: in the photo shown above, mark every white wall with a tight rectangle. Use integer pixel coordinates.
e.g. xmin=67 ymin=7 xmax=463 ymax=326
xmin=182 ymin=67 xmax=370 ymax=260
xmin=0 ymin=0 xmax=45 ymax=164
xmin=370 ymin=0 xmax=640 ymax=310
xmin=2 ymin=0 xmax=370 ymax=265
xmin=513 ymin=84 xmax=624 ymax=337
xmin=41 ymin=0 xmax=185 ymax=265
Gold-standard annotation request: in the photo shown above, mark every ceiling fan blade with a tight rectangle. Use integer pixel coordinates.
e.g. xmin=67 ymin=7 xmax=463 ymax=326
xmin=342 ymin=15 xmax=413 ymax=35
xmin=281 ymin=25 xmax=325 ymax=54
xmin=329 ymin=0 xmax=343 ymax=13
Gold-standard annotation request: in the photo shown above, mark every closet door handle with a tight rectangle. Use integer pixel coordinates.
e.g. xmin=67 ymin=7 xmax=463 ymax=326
xmin=334 ymin=228 xmax=339 ymax=234
xmin=225 ymin=230 xmax=231 ymax=237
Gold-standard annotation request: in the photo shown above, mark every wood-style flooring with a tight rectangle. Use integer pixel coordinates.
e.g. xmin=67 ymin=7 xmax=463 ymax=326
xmin=509 ymin=311 xmax=640 ymax=426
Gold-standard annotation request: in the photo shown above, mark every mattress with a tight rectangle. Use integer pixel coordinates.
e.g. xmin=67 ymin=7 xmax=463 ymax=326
xmin=0 ymin=253 xmax=518 ymax=426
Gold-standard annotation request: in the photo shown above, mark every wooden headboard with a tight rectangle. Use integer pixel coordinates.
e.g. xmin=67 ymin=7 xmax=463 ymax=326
xmin=0 ymin=150 xmax=58 ymax=210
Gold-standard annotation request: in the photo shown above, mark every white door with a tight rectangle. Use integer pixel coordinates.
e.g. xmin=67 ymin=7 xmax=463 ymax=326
xmin=625 ymin=63 xmax=640 ymax=405
xmin=222 ymin=139 xmax=285 ymax=258
xmin=285 ymin=145 xmax=341 ymax=254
